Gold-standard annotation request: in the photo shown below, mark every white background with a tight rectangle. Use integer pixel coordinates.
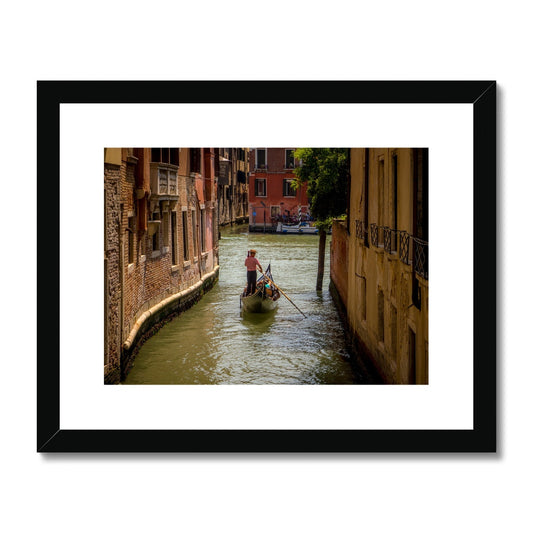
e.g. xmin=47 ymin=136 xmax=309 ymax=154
xmin=60 ymin=103 xmax=472 ymax=431
xmin=0 ymin=2 xmax=528 ymax=533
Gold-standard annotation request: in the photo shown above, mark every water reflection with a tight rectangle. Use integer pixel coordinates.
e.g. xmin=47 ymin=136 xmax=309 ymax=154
xmin=241 ymin=308 xmax=277 ymax=332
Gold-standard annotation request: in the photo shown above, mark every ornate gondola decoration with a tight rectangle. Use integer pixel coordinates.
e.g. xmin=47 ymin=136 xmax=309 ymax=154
xmin=240 ymin=264 xmax=281 ymax=313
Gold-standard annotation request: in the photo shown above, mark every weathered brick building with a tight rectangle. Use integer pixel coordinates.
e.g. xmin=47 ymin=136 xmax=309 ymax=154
xmin=330 ymin=148 xmax=429 ymax=384
xmin=217 ymin=148 xmax=249 ymax=226
xmin=104 ymin=148 xmax=219 ymax=383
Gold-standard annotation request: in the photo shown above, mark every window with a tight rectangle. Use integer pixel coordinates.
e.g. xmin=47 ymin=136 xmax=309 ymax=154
xmin=151 ymin=148 xmax=179 ymax=166
xmin=378 ymin=290 xmax=384 ymax=342
xmin=171 ymin=211 xmax=178 ymax=265
xmin=408 ymin=328 xmax=416 ymax=384
xmin=372 ymin=157 xmax=384 ymax=246
xmin=270 ymin=206 xmax=280 ymax=220
xmin=162 ymin=211 xmax=170 ymax=247
xmin=168 ymin=170 xmax=177 ymax=195
xmin=360 ymin=277 xmax=367 ymax=321
xmin=191 ymin=210 xmax=198 ymax=257
xmin=414 ymin=148 xmax=428 ymax=241
xmin=255 ymin=178 xmax=266 ymax=197
xmin=200 ymin=209 xmax=206 ymax=253
xmin=378 ymin=158 xmax=384 ymax=233
xmin=182 ymin=211 xmax=189 ymax=261
xmin=412 ymin=148 xmax=428 ymax=305
xmin=157 ymin=169 xmax=168 ymax=195
xmin=283 ymin=179 xmax=295 ymax=197
xmin=256 ymin=149 xmax=266 ymax=169
xmin=154 ymin=168 xmax=177 ymax=196
xmin=363 ymin=148 xmax=369 ymax=247
xmin=127 ymin=216 xmax=135 ymax=264
xmin=285 ymin=149 xmax=295 ymax=169
xmin=214 ymin=150 xmax=220 ymax=175
xmin=152 ymin=214 xmax=160 ymax=254
xmin=237 ymin=170 xmax=246 ymax=184
xmin=190 ymin=148 xmax=201 ymax=173
xmin=391 ymin=153 xmax=398 ymax=252
xmin=391 ymin=305 xmax=397 ymax=355
xmin=170 ymin=149 xmax=179 ymax=166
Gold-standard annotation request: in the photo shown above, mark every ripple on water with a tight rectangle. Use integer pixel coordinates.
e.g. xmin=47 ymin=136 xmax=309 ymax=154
xmin=124 ymin=227 xmax=357 ymax=385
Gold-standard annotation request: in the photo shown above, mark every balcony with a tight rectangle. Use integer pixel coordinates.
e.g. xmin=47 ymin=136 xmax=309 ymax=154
xmin=370 ymin=223 xmax=382 ymax=247
xmin=353 ymin=220 xmax=428 ymax=280
xmin=383 ymin=227 xmax=399 ymax=254
xmin=150 ymin=163 xmax=178 ymax=198
xmin=147 ymin=220 xmax=161 ymax=237
xmin=355 ymin=219 xmax=366 ymax=240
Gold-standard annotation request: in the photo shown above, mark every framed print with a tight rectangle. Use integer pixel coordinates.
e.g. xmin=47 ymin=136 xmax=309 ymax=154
xmin=37 ymin=80 xmax=496 ymax=452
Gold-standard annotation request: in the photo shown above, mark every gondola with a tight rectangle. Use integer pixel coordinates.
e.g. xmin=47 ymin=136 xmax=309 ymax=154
xmin=240 ymin=264 xmax=280 ymax=313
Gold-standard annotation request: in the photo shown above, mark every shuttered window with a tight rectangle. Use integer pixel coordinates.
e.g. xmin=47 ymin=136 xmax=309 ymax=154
xmin=254 ymin=178 xmax=266 ymax=197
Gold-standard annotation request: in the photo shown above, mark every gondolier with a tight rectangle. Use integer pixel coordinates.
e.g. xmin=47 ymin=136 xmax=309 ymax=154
xmin=245 ymin=249 xmax=263 ymax=296
xmin=240 ymin=263 xmax=280 ymax=313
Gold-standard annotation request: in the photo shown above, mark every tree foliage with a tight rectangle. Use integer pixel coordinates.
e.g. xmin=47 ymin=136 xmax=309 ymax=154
xmin=292 ymin=148 xmax=349 ymax=292
xmin=292 ymin=148 xmax=349 ymax=222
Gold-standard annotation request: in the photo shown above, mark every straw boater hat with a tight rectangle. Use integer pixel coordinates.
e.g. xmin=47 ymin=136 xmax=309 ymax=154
xmin=249 ymin=249 xmax=257 ymax=254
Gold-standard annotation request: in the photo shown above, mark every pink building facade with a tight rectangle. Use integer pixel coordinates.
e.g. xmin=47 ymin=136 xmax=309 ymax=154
xmin=248 ymin=148 xmax=310 ymax=231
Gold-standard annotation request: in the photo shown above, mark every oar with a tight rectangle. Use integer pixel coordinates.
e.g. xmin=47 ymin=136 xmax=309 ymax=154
xmin=259 ymin=270 xmax=307 ymax=318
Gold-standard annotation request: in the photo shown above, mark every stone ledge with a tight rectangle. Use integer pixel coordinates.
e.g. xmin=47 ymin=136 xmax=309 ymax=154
xmin=121 ymin=266 xmax=220 ymax=380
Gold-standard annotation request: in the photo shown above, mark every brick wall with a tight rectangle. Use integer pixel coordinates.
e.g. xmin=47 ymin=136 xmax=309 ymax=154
xmin=250 ymin=147 xmax=293 ymax=171
xmin=330 ymin=220 xmax=348 ymax=308
xmin=104 ymin=163 xmax=122 ymax=384
xmin=105 ymin=148 xmax=220 ymax=382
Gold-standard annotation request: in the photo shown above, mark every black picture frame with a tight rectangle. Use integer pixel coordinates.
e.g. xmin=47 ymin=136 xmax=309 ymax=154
xmin=37 ymin=81 xmax=496 ymax=453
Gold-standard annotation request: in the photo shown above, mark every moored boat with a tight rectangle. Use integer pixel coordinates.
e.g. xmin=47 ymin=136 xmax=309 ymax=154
xmin=298 ymin=223 xmax=319 ymax=234
xmin=240 ymin=264 xmax=280 ymax=313
xmin=276 ymin=222 xmax=318 ymax=234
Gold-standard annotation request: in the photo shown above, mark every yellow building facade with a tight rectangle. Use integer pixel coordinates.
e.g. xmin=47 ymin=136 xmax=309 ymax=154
xmin=333 ymin=148 xmax=428 ymax=384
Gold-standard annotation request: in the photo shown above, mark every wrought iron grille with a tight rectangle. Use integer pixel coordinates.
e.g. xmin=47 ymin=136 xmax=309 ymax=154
xmin=413 ymin=238 xmax=429 ymax=279
xmin=384 ymin=227 xmax=391 ymax=253
xmin=384 ymin=227 xmax=399 ymax=254
xmin=399 ymin=231 xmax=410 ymax=264
xmin=383 ymin=226 xmax=396 ymax=254
xmin=370 ymin=223 xmax=379 ymax=247
xmin=355 ymin=219 xmax=366 ymax=240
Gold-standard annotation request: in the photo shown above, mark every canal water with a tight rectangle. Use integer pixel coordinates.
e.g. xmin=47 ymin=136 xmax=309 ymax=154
xmin=124 ymin=225 xmax=364 ymax=384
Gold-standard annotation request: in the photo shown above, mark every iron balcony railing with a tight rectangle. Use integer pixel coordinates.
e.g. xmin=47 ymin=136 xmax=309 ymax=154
xmin=355 ymin=219 xmax=366 ymax=240
xmin=413 ymin=237 xmax=429 ymax=279
xmin=399 ymin=230 xmax=410 ymax=265
xmin=370 ymin=223 xmax=380 ymax=247
xmin=383 ymin=227 xmax=399 ymax=254
xmin=353 ymin=220 xmax=428 ymax=280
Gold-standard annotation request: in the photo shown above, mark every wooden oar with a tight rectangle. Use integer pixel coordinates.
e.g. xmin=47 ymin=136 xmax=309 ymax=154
xmin=259 ymin=270 xmax=307 ymax=318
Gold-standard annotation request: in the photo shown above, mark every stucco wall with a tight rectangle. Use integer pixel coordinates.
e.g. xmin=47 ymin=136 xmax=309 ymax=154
xmin=342 ymin=148 xmax=429 ymax=384
xmin=330 ymin=220 xmax=348 ymax=309
xmin=248 ymin=148 xmax=310 ymax=228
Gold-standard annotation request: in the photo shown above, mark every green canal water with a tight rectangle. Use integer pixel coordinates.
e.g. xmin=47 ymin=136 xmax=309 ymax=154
xmin=124 ymin=225 xmax=365 ymax=384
